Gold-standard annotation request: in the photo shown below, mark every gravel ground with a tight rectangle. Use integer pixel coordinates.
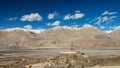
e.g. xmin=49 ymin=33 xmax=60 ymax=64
xmin=86 ymin=65 xmax=120 ymax=68
xmin=0 ymin=49 xmax=120 ymax=68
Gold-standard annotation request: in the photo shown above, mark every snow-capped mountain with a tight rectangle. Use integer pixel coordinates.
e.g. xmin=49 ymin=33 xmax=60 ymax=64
xmin=3 ymin=28 xmax=45 ymax=34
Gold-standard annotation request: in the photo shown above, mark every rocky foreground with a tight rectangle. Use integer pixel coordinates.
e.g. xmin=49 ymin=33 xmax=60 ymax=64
xmin=86 ymin=66 xmax=120 ymax=68
xmin=0 ymin=50 xmax=120 ymax=68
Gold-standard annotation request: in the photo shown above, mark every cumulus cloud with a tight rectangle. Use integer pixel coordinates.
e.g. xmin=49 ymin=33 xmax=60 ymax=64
xmin=24 ymin=25 xmax=32 ymax=29
xmin=48 ymin=12 xmax=58 ymax=20
xmin=5 ymin=17 xmax=17 ymax=21
xmin=47 ymin=21 xmax=60 ymax=26
xmin=92 ymin=11 xmax=118 ymax=25
xmin=64 ymin=10 xmax=85 ymax=20
xmin=102 ymin=11 xmax=118 ymax=15
xmin=64 ymin=14 xmax=72 ymax=20
xmin=21 ymin=13 xmax=42 ymax=21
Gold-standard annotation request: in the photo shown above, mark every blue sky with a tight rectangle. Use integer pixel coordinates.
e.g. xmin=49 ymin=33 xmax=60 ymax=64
xmin=0 ymin=0 xmax=120 ymax=31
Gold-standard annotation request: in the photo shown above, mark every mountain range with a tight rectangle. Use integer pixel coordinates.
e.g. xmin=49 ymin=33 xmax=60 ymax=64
xmin=0 ymin=24 xmax=120 ymax=49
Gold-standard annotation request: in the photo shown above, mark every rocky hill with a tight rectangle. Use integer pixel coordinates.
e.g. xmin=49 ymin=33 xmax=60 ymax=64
xmin=0 ymin=25 xmax=120 ymax=49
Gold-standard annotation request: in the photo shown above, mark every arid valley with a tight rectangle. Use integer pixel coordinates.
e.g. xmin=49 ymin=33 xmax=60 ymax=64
xmin=0 ymin=49 xmax=120 ymax=68
xmin=0 ymin=0 xmax=120 ymax=68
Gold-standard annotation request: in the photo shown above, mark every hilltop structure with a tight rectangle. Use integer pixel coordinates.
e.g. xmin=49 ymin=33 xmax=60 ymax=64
xmin=25 ymin=45 xmax=98 ymax=68
xmin=60 ymin=45 xmax=77 ymax=54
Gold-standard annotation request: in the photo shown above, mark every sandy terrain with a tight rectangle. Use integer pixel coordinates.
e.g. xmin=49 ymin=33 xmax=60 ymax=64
xmin=86 ymin=65 xmax=120 ymax=68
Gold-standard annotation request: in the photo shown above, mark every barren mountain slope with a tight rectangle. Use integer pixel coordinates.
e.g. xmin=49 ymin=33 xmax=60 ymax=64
xmin=0 ymin=25 xmax=120 ymax=49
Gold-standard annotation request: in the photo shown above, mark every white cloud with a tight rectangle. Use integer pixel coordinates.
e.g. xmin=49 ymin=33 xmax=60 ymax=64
xmin=48 ymin=12 xmax=58 ymax=20
xmin=5 ymin=17 xmax=17 ymax=21
xmin=47 ymin=21 xmax=60 ymax=26
xmin=93 ymin=11 xmax=118 ymax=25
xmin=21 ymin=13 xmax=42 ymax=21
xmin=102 ymin=16 xmax=109 ymax=22
xmin=103 ymin=26 xmax=120 ymax=33
xmin=95 ymin=16 xmax=117 ymax=25
xmin=24 ymin=25 xmax=32 ymax=29
xmin=109 ymin=26 xmax=120 ymax=29
xmin=109 ymin=16 xmax=117 ymax=19
xmin=74 ymin=13 xmax=84 ymax=19
xmin=47 ymin=23 xmax=50 ymax=26
xmin=102 ymin=11 xmax=118 ymax=15
xmin=64 ymin=14 xmax=72 ymax=20
xmin=52 ymin=21 xmax=60 ymax=26
xmin=75 ymin=10 xmax=80 ymax=13
xmin=64 ymin=10 xmax=85 ymax=20
xmin=105 ymin=26 xmax=120 ymax=33
xmin=100 ymin=26 xmax=105 ymax=29
xmin=109 ymin=26 xmax=116 ymax=29
xmin=48 ymin=14 xmax=54 ymax=19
